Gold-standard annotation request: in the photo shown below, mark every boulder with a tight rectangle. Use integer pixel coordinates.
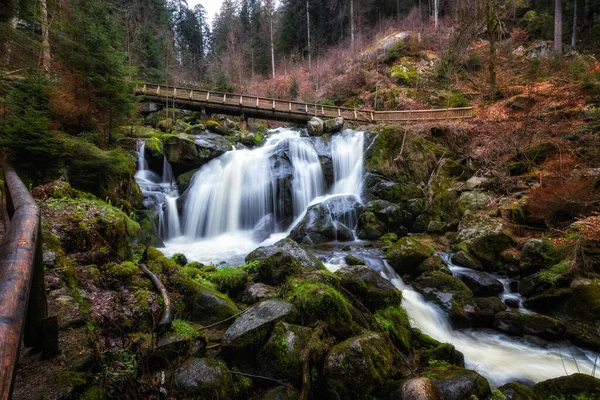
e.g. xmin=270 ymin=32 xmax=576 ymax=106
xmin=533 ymin=373 xmax=600 ymax=400
xmin=493 ymin=311 xmax=566 ymax=340
xmin=422 ymin=365 xmax=491 ymax=400
xmin=474 ymin=297 xmax=507 ymax=327
xmin=519 ymin=239 xmax=557 ymax=275
xmin=400 ymin=378 xmax=442 ymax=400
xmin=344 ymin=254 xmax=364 ymax=266
xmin=356 ymin=211 xmax=387 ymax=240
xmin=142 ymin=137 xmax=164 ymax=173
xmin=498 ymin=382 xmax=537 ymax=400
xmin=242 ymin=282 xmax=277 ymax=304
xmin=420 ymin=343 xmax=465 ymax=368
xmin=450 ymin=251 xmax=483 ymax=271
xmin=357 ymin=200 xmax=404 ymax=240
xmin=262 ymin=386 xmax=300 ymax=400
xmin=307 ymin=117 xmax=324 ymax=136
xmin=164 ymin=133 xmax=230 ymax=175
xmin=176 ymin=168 xmax=198 ymax=193
xmin=386 ymin=236 xmax=435 ymax=277
xmin=456 ymin=192 xmax=488 ymax=215
xmin=246 ymin=238 xmax=325 ymax=271
xmin=335 ymin=265 xmax=402 ymax=311
xmin=324 ymin=117 xmax=344 ymax=133
xmin=523 ymin=287 xmax=572 ymax=312
xmin=141 ymin=102 xmax=161 ymax=115
xmin=455 ymin=215 xmax=517 ymax=272
xmin=171 ymin=358 xmax=233 ymax=399
xmin=451 ymin=269 xmax=504 ymax=296
xmin=289 ymin=195 xmax=364 ymax=245
xmin=222 ymin=299 xmax=294 ymax=352
xmin=413 ymin=271 xmax=477 ymax=325
xmin=190 ymin=284 xmax=239 ymax=326
xmin=465 ymin=176 xmax=489 ymax=190
xmin=256 ymin=251 xmax=303 ymax=285
xmin=251 ymin=214 xmax=275 ymax=242
xmin=258 ymin=322 xmax=312 ymax=385
xmin=553 ymin=282 xmax=600 ymax=351
xmin=324 ymin=333 xmax=393 ymax=400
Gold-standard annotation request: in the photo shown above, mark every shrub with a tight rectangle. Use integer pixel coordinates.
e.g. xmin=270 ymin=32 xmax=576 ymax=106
xmin=464 ymin=55 xmax=482 ymax=72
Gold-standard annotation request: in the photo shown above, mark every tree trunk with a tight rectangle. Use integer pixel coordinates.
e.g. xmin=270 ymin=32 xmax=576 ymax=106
xmin=350 ymin=0 xmax=355 ymax=51
xmin=487 ymin=0 xmax=497 ymax=99
xmin=571 ymin=0 xmax=577 ymax=49
xmin=554 ymin=0 xmax=563 ymax=54
xmin=40 ymin=0 xmax=51 ymax=71
xmin=270 ymin=11 xmax=275 ymax=79
xmin=434 ymin=0 xmax=439 ymax=30
xmin=307 ymin=0 xmax=311 ymax=69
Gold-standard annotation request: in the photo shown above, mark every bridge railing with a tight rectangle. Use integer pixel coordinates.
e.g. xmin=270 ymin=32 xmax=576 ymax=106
xmin=137 ymin=83 xmax=475 ymax=123
xmin=0 ymin=165 xmax=55 ymax=400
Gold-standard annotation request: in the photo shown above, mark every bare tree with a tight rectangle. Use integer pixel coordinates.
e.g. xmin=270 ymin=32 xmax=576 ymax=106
xmin=350 ymin=0 xmax=355 ymax=51
xmin=434 ymin=0 xmax=439 ymax=29
xmin=40 ymin=0 xmax=50 ymax=71
xmin=307 ymin=0 xmax=311 ymax=69
xmin=554 ymin=0 xmax=562 ymax=54
xmin=571 ymin=0 xmax=577 ymax=49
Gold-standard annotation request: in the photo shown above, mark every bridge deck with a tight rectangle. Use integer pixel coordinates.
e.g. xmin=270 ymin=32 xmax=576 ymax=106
xmin=136 ymin=83 xmax=475 ymax=124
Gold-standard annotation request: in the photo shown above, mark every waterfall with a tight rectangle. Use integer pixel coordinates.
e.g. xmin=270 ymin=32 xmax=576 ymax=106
xmin=135 ymin=140 xmax=181 ymax=240
xmin=332 ymin=130 xmax=364 ymax=197
xmin=183 ymin=129 xmax=326 ymax=239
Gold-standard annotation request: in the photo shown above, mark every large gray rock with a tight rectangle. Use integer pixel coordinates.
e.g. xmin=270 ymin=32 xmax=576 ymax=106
xmin=289 ymin=195 xmax=364 ymax=244
xmin=451 ymin=269 xmax=504 ymax=297
xmin=242 ymin=282 xmax=277 ymax=304
xmin=335 ymin=265 xmax=402 ymax=311
xmin=493 ymin=311 xmax=566 ymax=340
xmin=141 ymin=102 xmax=161 ymax=115
xmin=324 ymin=117 xmax=344 ymax=133
xmin=171 ymin=358 xmax=233 ymax=399
xmin=222 ymin=299 xmax=294 ymax=352
xmin=190 ymin=284 xmax=239 ymax=326
xmin=164 ymin=133 xmax=230 ymax=174
xmin=307 ymin=117 xmax=324 ymax=136
xmin=246 ymin=237 xmax=325 ymax=271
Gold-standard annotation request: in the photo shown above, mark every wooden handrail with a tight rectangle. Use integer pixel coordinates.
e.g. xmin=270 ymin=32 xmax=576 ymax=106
xmin=0 ymin=165 xmax=53 ymax=400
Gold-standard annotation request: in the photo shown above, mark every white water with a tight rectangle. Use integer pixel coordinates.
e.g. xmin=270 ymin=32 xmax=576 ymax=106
xmin=331 ymin=130 xmax=364 ymax=197
xmin=135 ymin=141 xmax=181 ymax=240
xmin=322 ymin=250 xmax=598 ymax=387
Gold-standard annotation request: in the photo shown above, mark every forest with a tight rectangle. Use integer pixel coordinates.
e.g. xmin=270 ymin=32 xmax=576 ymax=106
xmin=1 ymin=0 xmax=600 ymax=399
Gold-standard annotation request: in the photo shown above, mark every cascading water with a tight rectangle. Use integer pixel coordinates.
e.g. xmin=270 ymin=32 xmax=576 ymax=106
xmin=135 ymin=140 xmax=181 ymax=240
xmin=331 ymin=130 xmax=364 ymax=197
xmin=319 ymin=247 xmax=598 ymax=387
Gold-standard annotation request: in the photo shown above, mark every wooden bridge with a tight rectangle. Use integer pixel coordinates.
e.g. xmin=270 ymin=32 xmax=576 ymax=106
xmin=136 ymin=83 xmax=475 ymax=125
xmin=0 ymin=166 xmax=56 ymax=400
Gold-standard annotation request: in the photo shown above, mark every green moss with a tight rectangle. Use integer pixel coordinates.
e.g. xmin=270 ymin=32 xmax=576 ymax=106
xmin=206 ymin=120 xmax=220 ymax=131
xmin=204 ymin=267 xmax=249 ymax=296
xmin=56 ymin=371 xmax=87 ymax=388
xmin=533 ymin=373 xmax=600 ymax=400
xmin=79 ymin=386 xmax=107 ymax=400
xmin=284 ymin=277 xmax=354 ymax=338
xmin=390 ymin=64 xmax=420 ymax=86
xmin=374 ymin=305 xmax=411 ymax=352
xmin=386 ymin=235 xmax=435 ymax=276
xmin=380 ymin=232 xmax=398 ymax=245
xmin=498 ymin=382 xmax=537 ymax=400
xmin=422 ymin=365 xmax=490 ymax=399
xmin=257 ymin=251 xmax=302 ymax=285
xmin=177 ymin=169 xmax=198 ymax=192
xmin=107 ymin=261 xmax=139 ymax=281
xmin=170 ymin=253 xmax=188 ymax=267
xmin=172 ymin=319 xmax=203 ymax=341
xmin=421 ymin=343 xmax=465 ymax=367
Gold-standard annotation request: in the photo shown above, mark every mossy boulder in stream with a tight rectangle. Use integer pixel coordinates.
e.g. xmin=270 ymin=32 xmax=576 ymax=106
xmin=422 ymin=365 xmax=491 ymax=400
xmin=386 ymin=235 xmax=435 ymax=277
xmin=335 ymin=265 xmax=402 ymax=311
xmin=533 ymin=373 xmax=600 ymax=400
xmin=258 ymin=322 xmax=312 ymax=386
xmin=413 ymin=271 xmax=477 ymax=326
xmin=324 ymin=332 xmax=393 ymax=400
xmin=455 ymin=215 xmax=517 ymax=272
xmin=164 ymin=133 xmax=230 ymax=175
xmin=246 ymin=238 xmax=325 ymax=271
xmin=398 ymin=378 xmax=442 ymax=400
xmin=498 ymin=382 xmax=537 ymax=400
xmin=493 ymin=311 xmax=566 ymax=340
xmin=553 ymin=282 xmax=600 ymax=351
xmin=373 ymin=305 xmax=412 ymax=352
xmin=256 ymin=251 xmax=303 ymax=285
xmin=176 ymin=168 xmax=198 ymax=192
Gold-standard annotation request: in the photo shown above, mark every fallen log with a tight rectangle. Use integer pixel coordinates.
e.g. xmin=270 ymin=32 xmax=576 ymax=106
xmin=139 ymin=263 xmax=173 ymax=333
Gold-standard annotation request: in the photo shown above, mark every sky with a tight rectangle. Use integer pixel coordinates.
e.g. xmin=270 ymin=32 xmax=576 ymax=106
xmin=188 ymin=0 xmax=223 ymax=25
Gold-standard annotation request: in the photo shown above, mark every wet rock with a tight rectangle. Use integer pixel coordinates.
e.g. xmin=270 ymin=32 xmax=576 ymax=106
xmin=258 ymin=322 xmax=312 ymax=385
xmin=171 ymin=358 xmax=234 ymax=399
xmin=262 ymin=386 xmax=300 ymax=400
xmin=257 ymin=251 xmax=303 ymax=285
xmin=242 ymin=282 xmax=277 ymax=304
xmin=504 ymin=298 xmax=521 ymax=308
xmin=324 ymin=332 xmax=393 ymax=400
xmin=344 ymin=254 xmax=364 ymax=266
xmin=252 ymin=214 xmax=275 ymax=242
xmin=357 ymin=200 xmax=404 ymax=239
xmin=498 ymin=382 xmax=537 ymax=400
xmin=523 ymin=287 xmax=572 ymax=311
xmin=533 ymin=373 xmax=600 ymax=400
xmin=456 ymin=192 xmax=488 ymax=215
xmin=164 ymin=133 xmax=230 ymax=175
xmin=289 ymin=195 xmax=364 ymax=245
xmin=474 ymin=297 xmax=507 ymax=327
xmin=427 ymin=220 xmax=448 ymax=234
xmin=450 ymin=251 xmax=483 ymax=271
xmin=413 ymin=271 xmax=477 ymax=326
xmin=455 ymin=215 xmax=517 ymax=272
xmin=222 ymin=299 xmax=294 ymax=352
xmin=171 ymin=253 xmax=188 ymax=266
xmin=324 ymin=117 xmax=344 ymax=133
xmin=141 ymin=102 xmax=161 ymax=115
xmin=373 ymin=305 xmax=412 ymax=352
xmin=246 ymin=237 xmax=325 ymax=271
xmin=356 ymin=211 xmax=387 ymax=240
xmin=451 ymin=269 xmax=504 ymax=296
xmin=421 ymin=342 xmax=465 ymax=368
xmin=553 ymin=282 xmax=600 ymax=351
xmin=400 ymin=378 xmax=442 ymax=400
xmin=43 ymin=250 xmax=58 ymax=268
xmin=422 ymin=365 xmax=491 ymax=400
xmin=386 ymin=236 xmax=435 ymax=277
xmin=335 ymin=265 xmax=402 ymax=311
xmin=176 ymin=168 xmax=198 ymax=193
xmin=519 ymin=239 xmax=558 ymax=275
xmin=493 ymin=311 xmax=566 ymax=340
xmin=307 ymin=117 xmax=324 ymax=136
xmin=190 ymin=284 xmax=239 ymax=326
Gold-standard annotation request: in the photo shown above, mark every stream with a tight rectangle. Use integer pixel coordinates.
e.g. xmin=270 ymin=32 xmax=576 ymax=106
xmin=135 ymin=127 xmax=598 ymax=387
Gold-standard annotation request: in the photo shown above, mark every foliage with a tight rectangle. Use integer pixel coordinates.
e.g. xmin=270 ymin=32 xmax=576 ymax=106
xmin=522 ymin=10 xmax=553 ymax=40
xmin=171 ymin=319 xmax=202 ymax=341
xmin=383 ymin=41 xmax=404 ymax=65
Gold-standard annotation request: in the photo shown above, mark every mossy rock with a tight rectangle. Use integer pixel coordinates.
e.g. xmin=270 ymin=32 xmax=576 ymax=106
xmin=262 ymin=386 xmax=299 ymax=400
xmin=373 ymin=305 xmax=412 ymax=353
xmin=523 ymin=287 xmax=573 ymax=312
xmin=356 ymin=211 xmax=387 ymax=240
xmin=413 ymin=271 xmax=477 ymax=326
xmin=474 ymin=296 xmax=507 ymax=327
xmin=380 ymin=232 xmax=399 ymax=245
xmin=171 ymin=253 xmax=188 ymax=267
xmin=519 ymin=239 xmax=560 ymax=276
xmin=258 ymin=322 xmax=312 ymax=386
xmin=204 ymin=267 xmax=249 ymax=299
xmin=417 ymin=255 xmax=446 ymax=275
xmin=336 ymin=265 xmax=402 ymax=311
xmin=553 ymin=282 xmax=600 ymax=351
xmin=284 ymin=277 xmax=355 ymax=338
xmin=493 ymin=311 xmax=566 ymax=340
xmin=324 ymin=332 xmax=394 ymax=400
xmin=455 ymin=215 xmax=517 ymax=272
xmin=257 ymin=251 xmax=303 ymax=285
xmin=498 ymin=382 xmax=537 ymax=400
xmin=246 ymin=238 xmax=326 ymax=271
xmin=171 ymin=358 xmax=234 ymax=399
xmin=390 ymin=64 xmax=421 ymax=86
xmin=344 ymin=255 xmax=364 ymax=266
xmin=422 ymin=365 xmax=491 ymax=400
xmin=386 ymin=235 xmax=435 ymax=277
xmin=532 ymin=373 xmax=600 ymax=400
xmin=176 ymin=168 xmax=198 ymax=192
xmin=421 ymin=342 xmax=465 ymax=368
xmin=457 ymin=191 xmax=488 ymax=216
